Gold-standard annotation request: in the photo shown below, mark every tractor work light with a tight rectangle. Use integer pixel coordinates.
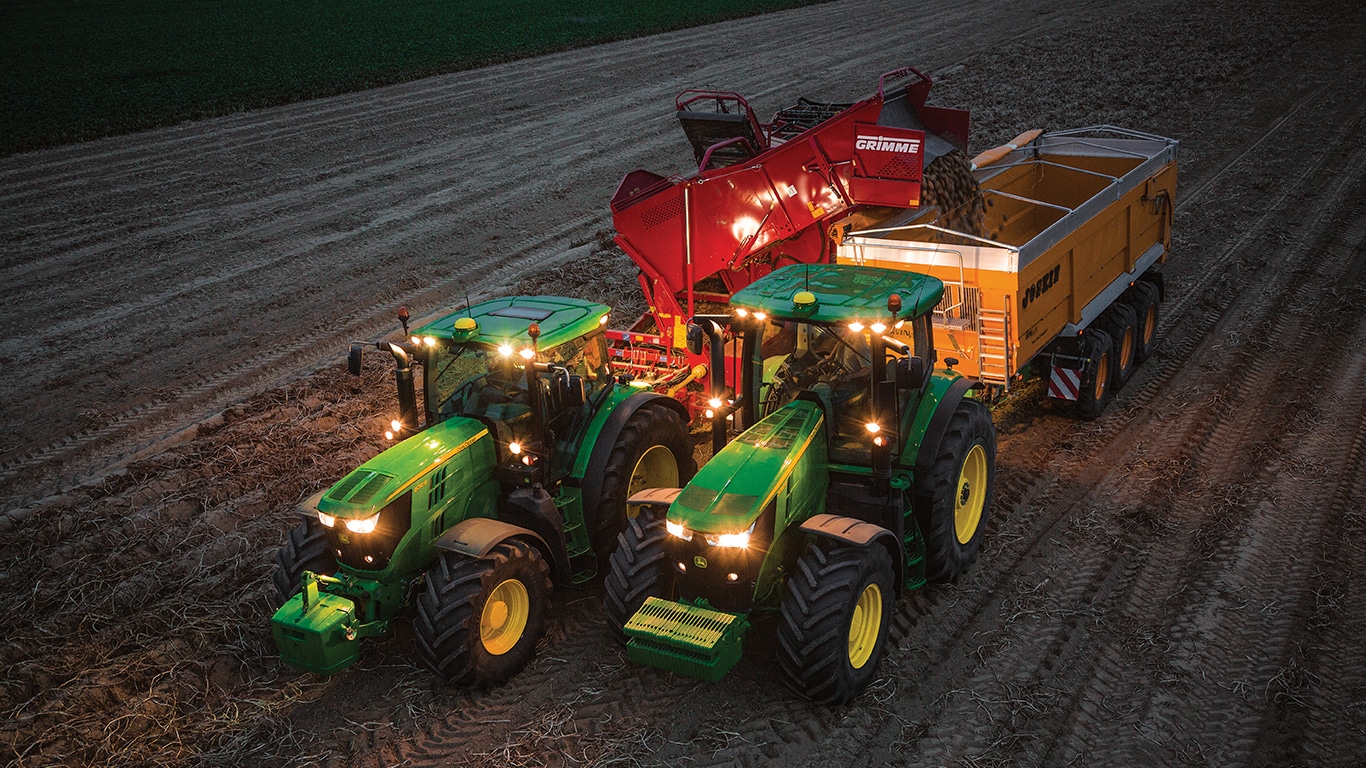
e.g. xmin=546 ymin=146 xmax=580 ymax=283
xmin=410 ymin=336 xmax=421 ymax=346
xmin=390 ymin=419 xmax=402 ymax=432
xmin=666 ymin=520 xmax=693 ymax=541
xmin=509 ymin=441 xmax=522 ymax=455
xmin=708 ymin=398 xmax=723 ymax=409
xmin=871 ymin=322 xmax=886 ymax=334
xmin=423 ymin=336 xmax=437 ymax=347
xmin=498 ymin=344 xmax=514 ymax=357
xmin=519 ymin=348 xmax=535 ymax=360
xmin=318 ymin=512 xmax=337 ymax=528
xmin=384 ymin=431 xmax=394 ymax=441
xmin=865 ymin=422 xmax=881 ymax=433
xmin=736 ymin=307 xmax=748 ymax=317
xmin=345 ymin=514 xmax=379 ymax=534
xmin=754 ymin=312 xmax=767 ymax=321
xmin=849 ymin=322 xmax=865 ymax=333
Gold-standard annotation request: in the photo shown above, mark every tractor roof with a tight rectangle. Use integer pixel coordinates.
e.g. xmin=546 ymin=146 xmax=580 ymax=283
xmin=414 ymin=296 xmax=610 ymax=349
xmin=730 ymin=263 xmax=943 ymax=324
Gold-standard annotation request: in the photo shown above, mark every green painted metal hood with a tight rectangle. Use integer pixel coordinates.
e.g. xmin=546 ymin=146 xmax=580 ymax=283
xmin=413 ymin=296 xmax=609 ymax=350
xmin=317 ymin=417 xmax=490 ymax=519
xmin=730 ymin=263 xmax=943 ymax=324
xmin=669 ymin=400 xmax=824 ymax=532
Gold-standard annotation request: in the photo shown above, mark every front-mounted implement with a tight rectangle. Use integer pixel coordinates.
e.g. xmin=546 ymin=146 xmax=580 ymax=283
xmin=605 ymin=263 xmax=997 ymax=703
xmin=270 ymin=296 xmax=696 ymax=685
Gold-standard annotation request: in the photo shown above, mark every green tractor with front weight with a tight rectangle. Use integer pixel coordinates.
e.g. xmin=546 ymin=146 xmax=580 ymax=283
xmin=270 ymin=296 xmax=695 ymax=685
xmin=605 ymin=263 xmax=996 ymax=703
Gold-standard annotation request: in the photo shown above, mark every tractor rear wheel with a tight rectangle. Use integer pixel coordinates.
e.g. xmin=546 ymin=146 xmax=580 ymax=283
xmin=1100 ymin=302 xmax=1138 ymax=390
xmin=1125 ymin=280 xmax=1161 ymax=363
xmin=414 ymin=539 xmax=550 ymax=686
xmin=1076 ymin=328 xmax=1114 ymax=420
xmin=270 ymin=517 xmax=335 ymax=609
xmin=592 ymin=405 xmax=695 ymax=562
xmin=604 ymin=507 xmax=673 ymax=645
xmin=914 ymin=398 xmax=996 ymax=583
xmin=776 ymin=539 xmax=894 ymax=704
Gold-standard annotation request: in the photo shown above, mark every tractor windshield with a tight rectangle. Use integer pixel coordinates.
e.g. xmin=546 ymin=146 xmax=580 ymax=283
xmin=426 ymin=344 xmax=529 ymax=424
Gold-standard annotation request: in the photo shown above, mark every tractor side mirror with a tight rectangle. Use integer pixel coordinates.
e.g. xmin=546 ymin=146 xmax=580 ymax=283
xmin=348 ymin=342 xmax=365 ymax=376
xmin=561 ymin=374 xmax=586 ymax=408
xmin=896 ymin=356 xmax=926 ymax=387
xmin=686 ymin=323 xmax=706 ymax=356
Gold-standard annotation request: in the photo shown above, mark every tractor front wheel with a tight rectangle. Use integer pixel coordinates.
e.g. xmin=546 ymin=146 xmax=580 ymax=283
xmin=604 ymin=508 xmax=673 ymax=645
xmin=914 ymin=398 xmax=996 ymax=583
xmin=592 ymin=405 xmax=695 ymax=561
xmin=270 ymin=516 xmax=335 ymax=609
xmin=414 ymin=539 xmax=550 ymax=686
xmin=776 ymin=540 xmax=895 ymax=704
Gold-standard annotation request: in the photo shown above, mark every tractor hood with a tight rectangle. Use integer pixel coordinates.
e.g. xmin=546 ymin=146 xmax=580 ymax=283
xmin=313 ymin=417 xmax=490 ymax=520
xmin=669 ymin=400 xmax=825 ymax=533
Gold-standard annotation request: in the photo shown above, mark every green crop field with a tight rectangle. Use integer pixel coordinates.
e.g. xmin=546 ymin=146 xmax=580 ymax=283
xmin=0 ymin=0 xmax=824 ymax=156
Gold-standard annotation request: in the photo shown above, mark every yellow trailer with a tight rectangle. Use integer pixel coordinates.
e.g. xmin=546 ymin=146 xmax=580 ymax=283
xmin=837 ymin=126 xmax=1178 ymax=417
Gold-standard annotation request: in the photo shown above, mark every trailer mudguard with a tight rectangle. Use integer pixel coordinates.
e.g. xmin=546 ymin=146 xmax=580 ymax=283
xmin=578 ymin=392 xmax=690 ymax=515
xmin=800 ymin=513 xmax=904 ymax=595
xmin=910 ymin=375 xmax=976 ymax=481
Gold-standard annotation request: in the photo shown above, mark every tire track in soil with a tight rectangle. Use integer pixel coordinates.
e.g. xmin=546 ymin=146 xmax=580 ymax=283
xmin=0 ymin=0 xmax=1135 ymax=503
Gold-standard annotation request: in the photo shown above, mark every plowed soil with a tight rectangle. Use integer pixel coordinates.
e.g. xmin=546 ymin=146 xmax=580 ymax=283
xmin=3 ymin=0 xmax=1365 ymax=765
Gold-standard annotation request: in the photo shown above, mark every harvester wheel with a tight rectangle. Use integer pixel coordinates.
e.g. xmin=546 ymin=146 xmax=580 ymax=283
xmin=1076 ymin=328 xmax=1114 ymax=420
xmin=1125 ymin=281 xmax=1161 ymax=364
xmin=604 ymin=507 xmax=673 ymax=645
xmin=1100 ymin=302 xmax=1138 ymax=390
xmin=593 ymin=406 xmax=695 ymax=562
xmin=914 ymin=398 xmax=996 ymax=583
xmin=776 ymin=540 xmax=894 ymax=704
xmin=270 ymin=517 xmax=335 ymax=608
xmin=413 ymin=539 xmax=550 ymax=686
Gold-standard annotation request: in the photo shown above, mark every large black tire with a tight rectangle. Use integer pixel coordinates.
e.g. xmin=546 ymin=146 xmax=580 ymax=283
xmin=590 ymin=405 xmax=696 ymax=561
xmin=270 ymin=517 xmax=335 ymax=609
xmin=603 ymin=508 xmax=673 ymax=645
xmin=1125 ymin=280 xmax=1161 ymax=364
xmin=413 ymin=539 xmax=551 ymax=686
xmin=776 ymin=540 xmax=895 ymax=704
xmin=913 ymin=398 xmax=996 ymax=583
xmin=1100 ymin=301 xmax=1138 ymax=390
xmin=1075 ymin=327 xmax=1114 ymax=420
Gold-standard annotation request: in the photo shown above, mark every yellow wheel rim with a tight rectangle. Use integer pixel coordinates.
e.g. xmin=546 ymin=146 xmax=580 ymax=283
xmin=1144 ymin=304 xmax=1157 ymax=345
xmin=480 ymin=578 xmax=529 ymax=656
xmin=955 ymin=444 xmax=988 ymax=544
xmin=626 ymin=444 xmax=679 ymax=519
xmin=1094 ymin=351 xmax=1109 ymax=401
xmin=1120 ymin=327 xmax=1135 ymax=370
xmin=847 ymin=582 xmax=882 ymax=669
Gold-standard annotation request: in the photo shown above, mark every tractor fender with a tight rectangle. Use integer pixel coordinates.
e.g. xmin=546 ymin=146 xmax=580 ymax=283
xmin=799 ymin=513 xmax=905 ymax=595
xmin=911 ymin=376 xmax=976 ymax=482
xmin=435 ymin=488 xmax=570 ymax=582
xmin=579 ymin=392 xmax=690 ymax=515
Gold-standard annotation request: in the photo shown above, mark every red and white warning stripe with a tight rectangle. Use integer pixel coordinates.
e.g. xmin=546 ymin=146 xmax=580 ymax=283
xmin=1049 ymin=366 xmax=1082 ymax=401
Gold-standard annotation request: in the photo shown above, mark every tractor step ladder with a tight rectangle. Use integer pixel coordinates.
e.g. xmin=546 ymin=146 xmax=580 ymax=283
xmin=977 ymin=303 xmax=1012 ymax=388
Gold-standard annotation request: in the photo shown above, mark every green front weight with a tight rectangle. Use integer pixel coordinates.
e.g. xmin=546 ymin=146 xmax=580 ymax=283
xmin=624 ymin=597 xmax=751 ymax=683
xmin=271 ymin=573 xmax=385 ymax=675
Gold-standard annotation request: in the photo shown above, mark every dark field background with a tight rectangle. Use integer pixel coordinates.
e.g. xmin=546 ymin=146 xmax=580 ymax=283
xmin=0 ymin=0 xmax=823 ymax=155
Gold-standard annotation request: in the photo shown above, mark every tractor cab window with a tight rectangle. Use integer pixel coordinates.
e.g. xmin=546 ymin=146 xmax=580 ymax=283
xmin=427 ymin=344 xmax=530 ymax=429
xmin=543 ymin=331 xmax=611 ymax=397
xmin=759 ymin=321 xmax=873 ymax=460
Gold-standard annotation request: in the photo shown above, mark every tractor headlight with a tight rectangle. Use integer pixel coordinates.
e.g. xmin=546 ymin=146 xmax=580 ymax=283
xmin=666 ymin=520 xmax=693 ymax=541
xmin=318 ymin=512 xmax=337 ymax=528
xmin=344 ymin=513 xmax=380 ymax=534
xmin=705 ymin=523 xmax=755 ymax=549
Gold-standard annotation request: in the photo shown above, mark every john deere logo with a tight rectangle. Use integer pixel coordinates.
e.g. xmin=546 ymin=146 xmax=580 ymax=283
xmin=693 ymin=555 xmax=708 ymax=569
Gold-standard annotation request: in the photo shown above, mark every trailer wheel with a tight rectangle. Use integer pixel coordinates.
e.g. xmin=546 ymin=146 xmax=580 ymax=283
xmin=270 ymin=517 xmax=335 ymax=608
xmin=776 ymin=539 xmax=894 ymax=704
xmin=914 ymin=398 xmax=996 ymax=582
xmin=413 ymin=539 xmax=550 ymax=686
xmin=1100 ymin=302 xmax=1138 ymax=390
xmin=604 ymin=507 xmax=674 ymax=645
xmin=592 ymin=406 xmax=695 ymax=561
xmin=1076 ymin=328 xmax=1114 ymax=420
xmin=1125 ymin=281 xmax=1161 ymax=363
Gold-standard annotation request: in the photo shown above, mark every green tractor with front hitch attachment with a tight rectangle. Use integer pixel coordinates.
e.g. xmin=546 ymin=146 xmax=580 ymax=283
xmin=270 ymin=296 xmax=695 ymax=685
xmin=605 ymin=263 xmax=996 ymax=703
